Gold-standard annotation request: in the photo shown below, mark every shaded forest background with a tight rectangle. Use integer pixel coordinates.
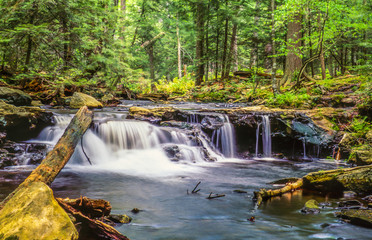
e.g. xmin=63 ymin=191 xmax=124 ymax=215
xmin=0 ymin=0 xmax=370 ymax=98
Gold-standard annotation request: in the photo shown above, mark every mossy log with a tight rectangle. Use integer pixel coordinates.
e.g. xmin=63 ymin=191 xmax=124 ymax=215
xmin=254 ymin=165 xmax=372 ymax=208
xmin=0 ymin=106 xmax=93 ymax=209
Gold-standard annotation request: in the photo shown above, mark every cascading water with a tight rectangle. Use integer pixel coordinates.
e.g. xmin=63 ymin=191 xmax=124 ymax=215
xmin=255 ymin=115 xmax=272 ymax=158
xmin=210 ymin=115 xmax=236 ymax=158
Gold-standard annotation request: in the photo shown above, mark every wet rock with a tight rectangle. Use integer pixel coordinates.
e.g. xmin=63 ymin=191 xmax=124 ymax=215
xmin=343 ymin=191 xmax=357 ymax=198
xmin=163 ymin=144 xmax=182 ymax=162
xmin=70 ymin=92 xmax=103 ymax=109
xmin=200 ymin=116 xmax=224 ymax=130
xmin=336 ymin=209 xmax=372 ymax=228
xmin=301 ymin=199 xmax=320 ymax=214
xmin=269 ymin=177 xmax=299 ymax=185
xmin=131 ymin=208 xmax=140 ymax=214
xmin=0 ymin=100 xmax=53 ymax=141
xmin=0 ymin=155 xmax=19 ymax=169
xmin=0 ymin=86 xmax=32 ymax=106
xmin=129 ymin=106 xmax=181 ymax=122
xmin=102 ymin=93 xmax=120 ymax=106
xmin=107 ymin=214 xmax=132 ymax=224
xmin=0 ymin=182 xmax=78 ymax=239
xmin=233 ymin=189 xmax=248 ymax=193
xmin=338 ymin=200 xmax=363 ymax=209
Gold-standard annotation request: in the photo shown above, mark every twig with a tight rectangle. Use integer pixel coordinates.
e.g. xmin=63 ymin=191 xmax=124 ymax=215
xmin=81 ymin=135 xmax=92 ymax=165
xmin=206 ymin=192 xmax=225 ymax=199
xmin=192 ymin=181 xmax=201 ymax=194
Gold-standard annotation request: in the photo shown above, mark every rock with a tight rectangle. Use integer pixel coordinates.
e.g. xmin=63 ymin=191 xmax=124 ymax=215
xmin=0 ymin=182 xmax=78 ymax=239
xmin=107 ymin=214 xmax=132 ymax=224
xmin=348 ymin=144 xmax=372 ymax=166
xmin=102 ymin=93 xmax=120 ymax=106
xmin=0 ymin=100 xmax=53 ymax=140
xmin=0 ymin=87 xmax=32 ymax=106
xmin=338 ymin=200 xmax=363 ymax=209
xmin=233 ymin=189 xmax=248 ymax=193
xmin=129 ymin=106 xmax=180 ymax=121
xmin=70 ymin=92 xmax=103 ymax=109
xmin=301 ymin=199 xmax=320 ymax=214
xmin=362 ymin=195 xmax=372 ymax=202
xmin=131 ymin=208 xmax=140 ymax=213
xmin=336 ymin=209 xmax=372 ymax=228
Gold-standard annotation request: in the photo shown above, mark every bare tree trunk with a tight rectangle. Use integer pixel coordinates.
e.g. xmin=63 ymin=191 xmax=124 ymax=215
xmin=271 ymin=0 xmax=279 ymax=94
xmin=318 ymin=14 xmax=326 ymax=79
xmin=205 ymin=1 xmax=211 ymax=82
xmin=307 ymin=9 xmax=314 ymax=77
xmin=221 ymin=0 xmax=229 ymax=79
xmin=177 ymin=20 xmax=182 ymax=80
xmin=195 ymin=1 xmax=205 ymax=86
xmin=281 ymin=13 xmax=302 ymax=86
xmin=224 ymin=23 xmax=237 ymax=79
xmin=215 ymin=4 xmax=220 ymax=80
xmin=251 ymin=0 xmax=260 ymax=69
xmin=147 ymin=44 xmax=156 ymax=92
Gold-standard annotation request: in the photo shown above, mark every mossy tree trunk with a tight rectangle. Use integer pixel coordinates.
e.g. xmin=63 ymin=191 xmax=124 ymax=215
xmin=0 ymin=106 xmax=93 ymax=210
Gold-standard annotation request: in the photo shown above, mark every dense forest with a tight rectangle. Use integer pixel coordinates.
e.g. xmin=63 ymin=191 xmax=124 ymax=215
xmin=0 ymin=0 xmax=370 ymax=95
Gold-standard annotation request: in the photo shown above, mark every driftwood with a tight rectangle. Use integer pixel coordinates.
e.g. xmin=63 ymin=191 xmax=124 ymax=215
xmin=58 ymin=196 xmax=112 ymax=219
xmin=57 ymin=198 xmax=129 ymax=240
xmin=254 ymin=165 xmax=372 ymax=208
xmin=0 ymin=106 xmax=93 ymax=209
xmin=206 ymin=192 xmax=226 ymax=199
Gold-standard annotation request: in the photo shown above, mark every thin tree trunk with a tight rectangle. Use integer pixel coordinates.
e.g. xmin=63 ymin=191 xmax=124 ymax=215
xmin=177 ymin=20 xmax=182 ymax=79
xmin=318 ymin=14 xmax=326 ymax=79
xmin=271 ymin=0 xmax=278 ymax=94
xmin=221 ymin=12 xmax=229 ymax=79
xmin=251 ymin=0 xmax=260 ymax=68
xmin=215 ymin=4 xmax=220 ymax=80
xmin=224 ymin=23 xmax=237 ymax=79
xmin=195 ymin=1 xmax=205 ymax=86
xmin=205 ymin=1 xmax=210 ymax=82
xmin=25 ymin=2 xmax=37 ymax=69
xmin=307 ymin=9 xmax=314 ymax=77
xmin=147 ymin=44 xmax=156 ymax=91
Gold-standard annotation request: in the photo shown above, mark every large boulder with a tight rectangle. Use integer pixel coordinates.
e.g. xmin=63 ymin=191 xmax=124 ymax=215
xmin=70 ymin=92 xmax=103 ymax=109
xmin=0 ymin=100 xmax=53 ymax=140
xmin=0 ymin=87 xmax=32 ymax=106
xmin=0 ymin=182 xmax=78 ymax=239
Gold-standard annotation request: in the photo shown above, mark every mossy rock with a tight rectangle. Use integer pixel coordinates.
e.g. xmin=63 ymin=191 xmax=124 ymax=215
xmin=0 ymin=182 xmax=78 ymax=239
xmin=129 ymin=106 xmax=180 ymax=120
xmin=108 ymin=214 xmax=132 ymax=224
xmin=0 ymin=100 xmax=52 ymax=140
xmin=301 ymin=199 xmax=320 ymax=214
xmin=70 ymin=92 xmax=103 ymax=109
xmin=0 ymin=87 xmax=32 ymax=106
xmin=336 ymin=209 xmax=372 ymax=228
xmin=348 ymin=145 xmax=372 ymax=166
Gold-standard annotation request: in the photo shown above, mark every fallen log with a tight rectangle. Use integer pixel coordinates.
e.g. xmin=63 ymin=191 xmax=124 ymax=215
xmin=57 ymin=198 xmax=129 ymax=240
xmin=254 ymin=165 xmax=372 ymax=208
xmin=0 ymin=106 xmax=93 ymax=209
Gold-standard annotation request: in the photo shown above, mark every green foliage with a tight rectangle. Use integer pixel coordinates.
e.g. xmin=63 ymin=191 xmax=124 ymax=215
xmin=266 ymin=91 xmax=311 ymax=108
xmin=350 ymin=117 xmax=371 ymax=139
xmin=155 ymin=75 xmax=195 ymax=96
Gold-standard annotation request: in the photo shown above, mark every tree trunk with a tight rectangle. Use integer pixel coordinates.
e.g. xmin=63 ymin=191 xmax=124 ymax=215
xmin=271 ymin=0 xmax=279 ymax=94
xmin=147 ymin=44 xmax=156 ymax=92
xmin=224 ymin=23 xmax=237 ymax=79
xmin=251 ymin=0 xmax=260 ymax=69
xmin=221 ymin=8 xmax=229 ymax=79
xmin=25 ymin=2 xmax=37 ymax=69
xmin=215 ymin=4 xmax=220 ymax=81
xmin=281 ymin=13 xmax=302 ymax=86
xmin=177 ymin=20 xmax=182 ymax=80
xmin=307 ymin=10 xmax=314 ymax=77
xmin=318 ymin=14 xmax=326 ymax=79
xmin=0 ymin=106 xmax=93 ymax=210
xmin=195 ymin=1 xmax=205 ymax=86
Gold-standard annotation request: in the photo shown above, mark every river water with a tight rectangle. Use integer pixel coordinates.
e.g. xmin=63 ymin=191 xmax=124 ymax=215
xmin=1 ymin=102 xmax=371 ymax=239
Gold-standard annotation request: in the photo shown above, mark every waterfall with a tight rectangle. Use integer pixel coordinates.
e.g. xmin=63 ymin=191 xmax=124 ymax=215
xmin=255 ymin=116 xmax=272 ymax=158
xmin=210 ymin=115 xmax=235 ymax=158
xmin=302 ymin=139 xmax=307 ymax=159
xmin=93 ymin=121 xmax=160 ymax=151
xmin=262 ymin=116 xmax=272 ymax=157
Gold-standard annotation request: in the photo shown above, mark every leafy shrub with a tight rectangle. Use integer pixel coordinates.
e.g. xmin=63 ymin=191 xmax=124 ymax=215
xmin=266 ymin=91 xmax=311 ymax=108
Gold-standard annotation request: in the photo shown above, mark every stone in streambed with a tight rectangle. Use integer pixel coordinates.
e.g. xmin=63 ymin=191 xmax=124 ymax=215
xmin=0 ymin=87 xmax=32 ymax=106
xmin=70 ymin=92 xmax=103 ymax=109
xmin=336 ymin=209 xmax=372 ymax=228
xmin=0 ymin=182 xmax=78 ymax=239
xmin=108 ymin=214 xmax=132 ymax=224
xmin=301 ymin=199 xmax=320 ymax=214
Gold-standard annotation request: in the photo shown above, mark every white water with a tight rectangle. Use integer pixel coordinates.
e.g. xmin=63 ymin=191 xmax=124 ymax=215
xmin=210 ymin=115 xmax=236 ymax=158
xmin=255 ymin=116 xmax=272 ymax=158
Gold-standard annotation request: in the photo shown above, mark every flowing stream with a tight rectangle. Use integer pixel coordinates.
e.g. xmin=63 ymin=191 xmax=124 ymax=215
xmin=1 ymin=103 xmax=371 ymax=240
